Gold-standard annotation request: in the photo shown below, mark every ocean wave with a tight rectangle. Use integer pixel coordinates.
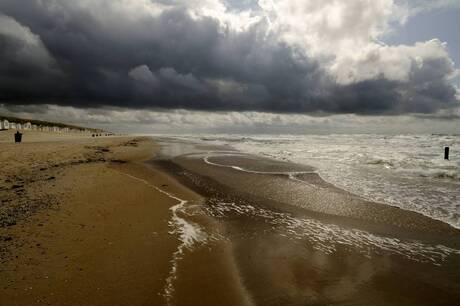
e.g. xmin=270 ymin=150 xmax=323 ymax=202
xmin=204 ymin=201 xmax=460 ymax=265
xmin=365 ymin=159 xmax=460 ymax=182
xmin=431 ymin=171 xmax=460 ymax=182
xmin=180 ymin=134 xmax=460 ymax=229
xmin=408 ymin=169 xmax=460 ymax=182
xmin=220 ymin=134 xmax=460 ymax=229
xmin=366 ymin=159 xmax=395 ymax=168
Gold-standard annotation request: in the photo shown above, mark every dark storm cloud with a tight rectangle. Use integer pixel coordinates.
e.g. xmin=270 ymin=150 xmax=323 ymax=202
xmin=0 ymin=0 xmax=458 ymax=115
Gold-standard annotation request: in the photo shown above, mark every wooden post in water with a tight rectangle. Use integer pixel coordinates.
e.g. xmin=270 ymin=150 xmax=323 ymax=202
xmin=444 ymin=147 xmax=450 ymax=160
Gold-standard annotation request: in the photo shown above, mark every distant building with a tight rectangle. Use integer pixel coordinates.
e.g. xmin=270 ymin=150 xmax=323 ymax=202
xmin=16 ymin=123 xmax=22 ymax=130
xmin=31 ymin=124 xmax=38 ymax=130
xmin=24 ymin=122 xmax=32 ymax=130
xmin=0 ymin=119 xmax=9 ymax=130
xmin=52 ymin=126 xmax=60 ymax=132
xmin=10 ymin=122 xmax=16 ymax=129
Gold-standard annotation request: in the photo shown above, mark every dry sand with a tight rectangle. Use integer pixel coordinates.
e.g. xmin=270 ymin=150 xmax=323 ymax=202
xmin=0 ymin=131 xmax=250 ymax=306
xmin=2 ymin=131 xmax=459 ymax=305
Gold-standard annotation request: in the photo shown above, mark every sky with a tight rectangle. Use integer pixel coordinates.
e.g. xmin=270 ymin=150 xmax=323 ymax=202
xmin=0 ymin=0 xmax=459 ymax=134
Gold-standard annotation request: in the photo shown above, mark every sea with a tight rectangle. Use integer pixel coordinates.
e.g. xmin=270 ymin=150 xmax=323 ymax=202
xmin=161 ymin=134 xmax=460 ymax=229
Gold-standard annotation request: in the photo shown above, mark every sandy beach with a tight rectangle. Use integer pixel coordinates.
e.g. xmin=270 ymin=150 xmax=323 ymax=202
xmin=2 ymin=0 xmax=459 ymax=304
xmin=0 ymin=131 xmax=250 ymax=305
xmin=1 ymin=132 xmax=459 ymax=305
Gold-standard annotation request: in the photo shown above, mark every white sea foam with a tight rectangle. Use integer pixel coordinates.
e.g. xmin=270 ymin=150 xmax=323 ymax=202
xmin=120 ymin=173 xmax=207 ymax=305
xmin=203 ymin=154 xmax=315 ymax=176
xmin=188 ymin=134 xmax=460 ymax=229
xmin=204 ymin=201 xmax=460 ymax=265
xmin=203 ymin=154 xmax=321 ymax=189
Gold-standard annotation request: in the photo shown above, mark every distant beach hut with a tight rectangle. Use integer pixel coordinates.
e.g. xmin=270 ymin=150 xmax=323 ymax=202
xmin=16 ymin=123 xmax=22 ymax=130
xmin=10 ymin=122 xmax=16 ymax=129
xmin=24 ymin=122 xmax=32 ymax=130
xmin=52 ymin=126 xmax=60 ymax=133
xmin=31 ymin=124 xmax=38 ymax=130
xmin=2 ymin=120 xmax=10 ymax=130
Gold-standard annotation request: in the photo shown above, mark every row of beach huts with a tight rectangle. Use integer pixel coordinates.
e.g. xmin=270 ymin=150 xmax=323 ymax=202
xmin=0 ymin=118 xmax=91 ymax=134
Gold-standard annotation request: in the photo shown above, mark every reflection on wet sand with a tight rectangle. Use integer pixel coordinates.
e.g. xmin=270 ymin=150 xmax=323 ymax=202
xmin=154 ymin=138 xmax=460 ymax=305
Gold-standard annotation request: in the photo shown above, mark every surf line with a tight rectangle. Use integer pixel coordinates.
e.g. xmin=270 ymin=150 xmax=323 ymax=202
xmin=119 ymin=172 xmax=207 ymax=305
xmin=203 ymin=155 xmax=322 ymax=189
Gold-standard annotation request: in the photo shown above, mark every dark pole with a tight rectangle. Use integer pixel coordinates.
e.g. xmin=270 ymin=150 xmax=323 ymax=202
xmin=444 ymin=147 xmax=449 ymax=160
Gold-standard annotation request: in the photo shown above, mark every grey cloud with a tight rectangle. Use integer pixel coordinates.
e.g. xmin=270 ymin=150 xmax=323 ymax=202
xmin=0 ymin=13 xmax=64 ymax=100
xmin=157 ymin=68 xmax=204 ymax=91
xmin=129 ymin=65 xmax=158 ymax=85
xmin=0 ymin=14 xmax=54 ymax=71
xmin=0 ymin=0 xmax=458 ymax=115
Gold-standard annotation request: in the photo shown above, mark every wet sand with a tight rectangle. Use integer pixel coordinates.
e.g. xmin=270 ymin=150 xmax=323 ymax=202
xmin=1 ymin=134 xmax=460 ymax=305
xmin=154 ymin=138 xmax=460 ymax=305
xmin=0 ymin=132 xmax=251 ymax=305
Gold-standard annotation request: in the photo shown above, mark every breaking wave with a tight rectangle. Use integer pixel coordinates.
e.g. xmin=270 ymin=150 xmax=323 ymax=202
xmin=203 ymin=201 xmax=460 ymax=265
xmin=192 ymin=134 xmax=460 ymax=229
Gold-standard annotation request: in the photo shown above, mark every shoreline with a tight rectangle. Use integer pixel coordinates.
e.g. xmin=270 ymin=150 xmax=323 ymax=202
xmin=153 ymin=138 xmax=460 ymax=305
xmin=164 ymin=151 xmax=459 ymax=237
xmin=0 ymin=133 xmax=251 ymax=305
xmin=1 ymin=133 xmax=459 ymax=305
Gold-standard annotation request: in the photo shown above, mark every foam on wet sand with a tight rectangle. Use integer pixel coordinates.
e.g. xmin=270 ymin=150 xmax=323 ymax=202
xmin=1 ymin=134 xmax=460 ymax=305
